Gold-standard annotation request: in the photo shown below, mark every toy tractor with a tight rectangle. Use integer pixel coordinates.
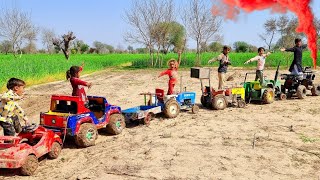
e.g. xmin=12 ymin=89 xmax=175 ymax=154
xmin=0 ymin=125 xmax=62 ymax=176
xmin=242 ymin=61 xmax=285 ymax=104
xmin=280 ymin=66 xmax=320 ymax=99
xmin=191 ymin=67 xmax=246 ymax=110
xmin=40 ymin=95 xmax=125 ymax=148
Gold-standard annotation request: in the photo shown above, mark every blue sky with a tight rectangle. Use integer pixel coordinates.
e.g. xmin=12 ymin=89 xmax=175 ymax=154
xmin=0 ymin=0 xmax=319 ymax=49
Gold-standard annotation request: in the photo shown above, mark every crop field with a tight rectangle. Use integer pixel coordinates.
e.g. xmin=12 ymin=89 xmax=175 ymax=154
xmin=0 ymin=52 xmax=318 ymax=91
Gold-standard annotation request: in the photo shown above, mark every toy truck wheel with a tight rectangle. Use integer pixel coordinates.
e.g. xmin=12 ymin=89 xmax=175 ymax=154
xmin=279 ymin=93 xmax=287 ymax=100
xmin=20 ymin=155 xmax=38 ymax=176
xmin=191 ymin=105 xmax=199 ymax=114
xmin=212 ymin=94 xmax=227 ymax=110
xmin=296 ymin=85 xmax=307 ymax=99
xmin=164 ymin=99 xmax=180 ymax=118
xmin=237 ymin=99 xmax=246 ymax=108
xmin=311 ymin=84 xmax=320 ymax=96
xmin=262 ymin=88 xmax=274 ymax=104
xmin=143 ymin=113 xmax=153 ymax=126
xmin=75 ymin=123 xmax=97 ymax=147
xmin=48 ymin=142 xmax=61 ymax=159
xmin=106 ymin=114 xmax=126 ymax=135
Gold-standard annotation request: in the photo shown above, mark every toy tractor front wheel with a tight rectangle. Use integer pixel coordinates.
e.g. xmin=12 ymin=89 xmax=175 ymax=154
xmin=212 ymin=94 xmax=227 ymax=110
xmin=296 ymin=85 xmax=307 ymax=99
xmin=191 ymin=105 xmax=199 ymax=114
xmin=106 ymin=114 xmax=126 ymax=135
xmin=164 ymin=99 xmax=180 ymax=118
xmin=48 ymin=142 xmax=62 ymax=159
xmin=75 ymin=123 xmax=97 ymax=147
xmin=311 ymin=84 xmax=320 ymax=96
xmin=237 ymin=99 xmax=246 ymax=108
xmin=20 ymin=155 xmax=38 ymax=176
xmin=279 ymin=93 xmax=287 ymax=100
xmin=262 ymin=88 xmax=274 ymax=104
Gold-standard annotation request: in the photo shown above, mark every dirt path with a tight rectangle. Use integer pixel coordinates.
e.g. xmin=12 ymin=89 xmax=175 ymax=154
xmin=2 ymin=68 xmax=320 ymax=180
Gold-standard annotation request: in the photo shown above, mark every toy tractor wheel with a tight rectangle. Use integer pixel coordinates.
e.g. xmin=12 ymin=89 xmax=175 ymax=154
xmin=191 ymin=105 xmax=199 ymax=114
xmin=296 ymin=85 xmax=307 ymax=99
xmin=237 ymin=99 xmax=246 ymax=108
xmin=20 ymin=155 xmax=38 ymax=176
xmin=212 ymin=94 xmax=227 ymax=110
xmin=143 ymin=113 xmax=153 ymax=126
xmin=48 ymin=142 xmax=61 ymax=159
xmin=311 ymin=84 xmax=320 ymax=96
xmin=164 ymin=99 xmax=180 ymax=118
xmin=106 ymin=114 xmax=126 ymax=135
xmin=200 ymin=95 xmax=207 ymax=107
xmin=75 ymin=123 xmax=97 ymax=147
xmin=279 ymin=93 xmax=287 ymax=100
xmin=262 ymin=88 xmax=274 ymax=104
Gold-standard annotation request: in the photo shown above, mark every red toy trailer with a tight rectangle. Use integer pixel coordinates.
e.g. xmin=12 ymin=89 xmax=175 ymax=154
xmin=0 ymin=125 xmax=62 ymax=176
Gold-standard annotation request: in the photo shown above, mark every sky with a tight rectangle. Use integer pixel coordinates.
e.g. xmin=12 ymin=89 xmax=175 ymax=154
xmin=0 ymin=0 xmax=319 ymax=50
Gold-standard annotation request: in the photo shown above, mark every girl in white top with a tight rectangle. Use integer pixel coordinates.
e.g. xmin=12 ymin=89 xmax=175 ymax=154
xmin=244 ymin=47 xmax=271 ymax=85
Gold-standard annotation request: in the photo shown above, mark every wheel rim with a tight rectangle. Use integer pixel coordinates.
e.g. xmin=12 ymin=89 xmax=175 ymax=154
xmin=267 ymin=91 xmax=274 ymax=101
xmin=86 ymin=129 xmax=95 ymax=140
xmin=169 ymin=104 xmax=178 ymax=115
xmin=115 ymin=120 xmax=122 ymax=130
xmin=216 ymin=98 xmax=225 ymax=108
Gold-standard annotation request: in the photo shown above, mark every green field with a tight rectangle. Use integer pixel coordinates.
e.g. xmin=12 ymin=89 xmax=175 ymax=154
xmin=0 ymin=52 xmax=318 ymax=92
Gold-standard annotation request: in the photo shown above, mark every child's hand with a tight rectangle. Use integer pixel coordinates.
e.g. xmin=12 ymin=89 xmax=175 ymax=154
xmin=23 ymin=117 xmax=29 ymax=126
xmin=81 ymin=62 xmax=85 ymax=67
xmin=208 ymin=59 xmax=214 ymax=64
xmin=244 ymin=61 xmax=248 ymax=64
xmin=177 ymin=50 xmax=182 ymax=54
xmin=87 ymin=82 xmax=92 ymax=88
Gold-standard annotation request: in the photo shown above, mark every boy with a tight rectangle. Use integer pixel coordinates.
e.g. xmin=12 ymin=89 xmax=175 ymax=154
xmin=244 ymin=47 xmax=271 ymax=85
xmin=158 ymin=51 xmax=182 ymax=95
xmin=208 ymin=46 xmax=231 ymax=89
xmin=280 ymin=38 xmax=307 ymax=75
xmin=0 ymin=78 xmax=29 ymax=136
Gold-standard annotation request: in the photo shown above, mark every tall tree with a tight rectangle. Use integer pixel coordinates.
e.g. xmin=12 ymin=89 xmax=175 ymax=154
xmin=52 ymin=31 xmax=76 ymax=60
xmin=0 ymin=40 xmax=12 ymax=54
xmin=182 ymin=0 xmax=222 ymax=66
xmin=0 ymin=8 xmax=35 ymax=57
xmin=41 ymin=28 xmax=55 ymax=54
xmin=24 ymin=26 xmax=38 ymax=54
xmin=259 ymin=18 xmax=277 ymax=50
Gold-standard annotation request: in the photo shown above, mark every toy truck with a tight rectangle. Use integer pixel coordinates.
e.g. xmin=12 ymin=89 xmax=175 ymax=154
xmin=0 ymin=125 xmax=62 ymax=176
xmin=40 ymin=95 xmax=125 ymax=148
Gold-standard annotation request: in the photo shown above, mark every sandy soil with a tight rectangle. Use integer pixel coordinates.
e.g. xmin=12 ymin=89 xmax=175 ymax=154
xmin=1 ymin=67 xmax=320 ymax=180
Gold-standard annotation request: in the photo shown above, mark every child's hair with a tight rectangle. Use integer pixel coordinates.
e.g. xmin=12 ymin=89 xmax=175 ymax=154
xmin=222 ymin=45 xmax=231 ymax=52
xmin=7 ymin=78 xmax=25 ymax=90
xmin=258 ymin=47 xmax=265 ymax=53
xmin=167 ymin=58 xmax=177 ymax=66
xmin=66 ymin=66 xmax=81 ymax=80
xmin=295 ymin=38 xmax=301 ymax=44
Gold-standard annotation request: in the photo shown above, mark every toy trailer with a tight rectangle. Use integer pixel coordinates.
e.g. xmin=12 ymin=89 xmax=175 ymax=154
xmin=0 ymin=125 xmax=62 ymax=176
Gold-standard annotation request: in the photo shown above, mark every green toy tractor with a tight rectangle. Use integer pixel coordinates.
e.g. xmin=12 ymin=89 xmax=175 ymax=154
xmin=242 ymin=62 xmax=285 ymax=104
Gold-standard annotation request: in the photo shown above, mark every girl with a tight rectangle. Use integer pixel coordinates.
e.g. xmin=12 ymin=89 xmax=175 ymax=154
xmin=158 ymin=51 xmax=181 ymax=95
xmin=66 ymin=64 xmax=92 ymax=103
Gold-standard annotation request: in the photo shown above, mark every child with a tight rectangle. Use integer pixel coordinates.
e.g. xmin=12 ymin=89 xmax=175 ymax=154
xmin=280 ymin=38 xmax=307 ymax=75
xmin=66 ymin=64 xmax=92 ymax=103
xmin=244 ymin=47 xmax=271 ymax=85
xmin=158 ymin=51 xmax=182 ymax=95
xmin=208 ymin=46 xmax=231 ymax=89
xmin=0 ymin=78 xmax=29 ymax=136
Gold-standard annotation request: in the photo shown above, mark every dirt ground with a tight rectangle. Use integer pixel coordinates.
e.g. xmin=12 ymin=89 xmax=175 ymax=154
xmin=2 ymin=67 xmax=320 ymax=180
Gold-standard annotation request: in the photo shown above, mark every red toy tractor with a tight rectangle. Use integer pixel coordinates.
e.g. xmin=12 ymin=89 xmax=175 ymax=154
xmin=0 ymin=125 xmax=62 ymax=176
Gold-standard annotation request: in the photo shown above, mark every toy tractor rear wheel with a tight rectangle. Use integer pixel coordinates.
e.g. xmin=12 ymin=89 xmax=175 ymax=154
xmin=279 ymin=93 xmax=287 ymax=100
xmin=191 ymin=105 xmax=199 ymax=114
xmin=75 ymin=123 xmax=97 ymax=147
xmin=237 ymin=99 xmax=246 ymax=108
xmin=212 ymin=94 xmax=227 ymax=110
xmin=296 ymin=85 xmax=307 ymax=99
xmin=48 ymin=142 xmax=61 ymax=159
xmin=164 ymin=99 xmax=180 ymax=118
xmin=311 ymin=84 xmax=320 ymax=96
xmin=106 ymin=114 xmax=126 ymax=135
xmin=20 ymin=155 xmax=38 ymax=176
xmin=262 ymin=88 xmax=274 ymax=104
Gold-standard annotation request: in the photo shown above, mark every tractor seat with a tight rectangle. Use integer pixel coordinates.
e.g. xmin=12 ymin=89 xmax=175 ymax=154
xmin=252 ymin=81 xmax=261 ymax=90
xmin=155 ymin=88 xmax=165 ymax=102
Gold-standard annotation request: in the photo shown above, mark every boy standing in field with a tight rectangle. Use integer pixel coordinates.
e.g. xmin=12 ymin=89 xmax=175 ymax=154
xmin=158 ymin=51 xmax=182 ymax=95
xmin=0 ymin=78 xmax=29 ymax=136
xmin=280 ymin=38 xmax=307 ymax=75
xmin=208 ymin=46 xmax=231 ymax=89
xmin=244 ymin=47 xmax=271 ymax=86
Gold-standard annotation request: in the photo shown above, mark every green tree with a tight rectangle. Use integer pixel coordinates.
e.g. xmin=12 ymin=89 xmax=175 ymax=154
xmin=208 ymin=41 xmax=223 ymax=52
xmin=0 ymin=40 xmax=12 ymax=54
xmin=233 ymin=41 xmax=250 ymax=52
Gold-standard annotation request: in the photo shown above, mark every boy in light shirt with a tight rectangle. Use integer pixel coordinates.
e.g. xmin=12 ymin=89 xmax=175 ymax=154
xmin=244 ymin=47 xmax=271 ymax=86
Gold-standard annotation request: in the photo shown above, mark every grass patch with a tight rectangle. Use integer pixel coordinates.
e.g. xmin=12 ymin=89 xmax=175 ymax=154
xmin=299 ymin=134 xmax=319 ymax=143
